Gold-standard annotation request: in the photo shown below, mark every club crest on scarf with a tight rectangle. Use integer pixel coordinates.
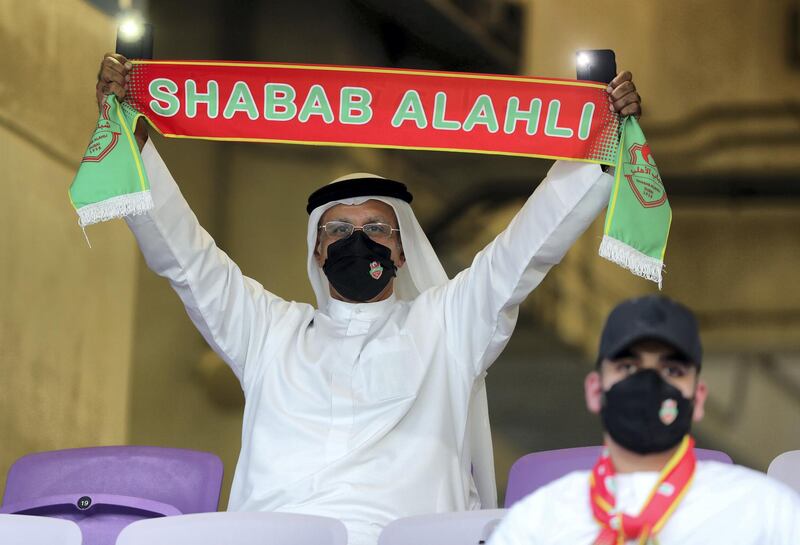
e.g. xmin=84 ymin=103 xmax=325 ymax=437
xmin=659 ymin=398 xmax=679 ymax=425
xmin=624 ymin=143 xmax=666 ymax=208
xmin=82 ymin=101 xmax=121 ymax=163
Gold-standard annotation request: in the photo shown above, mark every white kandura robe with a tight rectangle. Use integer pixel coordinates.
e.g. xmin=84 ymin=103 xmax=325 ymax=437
xmin=126 ymin=139 xmax=613 ymax=545
xmin=488 ymin=462 xmax=800 ymax=545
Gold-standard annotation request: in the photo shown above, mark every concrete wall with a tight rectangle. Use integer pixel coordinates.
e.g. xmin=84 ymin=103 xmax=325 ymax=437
xmin=0 ymin=0 xmax=138 ymax=494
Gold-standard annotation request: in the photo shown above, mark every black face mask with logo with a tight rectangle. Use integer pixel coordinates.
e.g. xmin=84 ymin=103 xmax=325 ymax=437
xmin=322 ymin=231 xmax=397 ymax=302
xmin=600 ymin=369 xmax=694 ymax=455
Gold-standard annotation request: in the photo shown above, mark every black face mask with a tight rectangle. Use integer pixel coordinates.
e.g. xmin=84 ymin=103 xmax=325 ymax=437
xmin=322 ymin=231 xmax=397 ymax=302
xmin=600 ymin=369 xmax=694 ymax=455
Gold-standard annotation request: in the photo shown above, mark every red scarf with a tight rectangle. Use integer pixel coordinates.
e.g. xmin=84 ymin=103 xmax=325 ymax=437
xmin=125 ymin=60 xmax=620 ymax=165
xmin=590 ymin=436 xmax=696 ymax=545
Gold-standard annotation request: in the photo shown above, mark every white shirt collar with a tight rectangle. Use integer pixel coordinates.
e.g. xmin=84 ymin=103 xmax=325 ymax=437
xmin=324 ymin=292 xmax=398 ymax=321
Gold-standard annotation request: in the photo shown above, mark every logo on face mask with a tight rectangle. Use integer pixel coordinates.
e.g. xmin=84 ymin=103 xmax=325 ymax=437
xmin=369 ymin=261 xmax=384 ymax=280
xmin=600 ymin=369 xmax=694 ymax=454
xmin=322 ymin=231 xmax=397 ymax=302
xmin=659 ymin=398 xmax=679 ymax=425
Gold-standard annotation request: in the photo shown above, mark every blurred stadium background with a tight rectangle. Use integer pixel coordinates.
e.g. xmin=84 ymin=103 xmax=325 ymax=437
xmin=1 ymin=0 xmax=799 ymax=506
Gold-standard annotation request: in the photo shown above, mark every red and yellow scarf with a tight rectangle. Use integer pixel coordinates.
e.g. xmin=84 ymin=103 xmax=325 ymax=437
xmin=590 ymin=436 xmax=696 ymax=545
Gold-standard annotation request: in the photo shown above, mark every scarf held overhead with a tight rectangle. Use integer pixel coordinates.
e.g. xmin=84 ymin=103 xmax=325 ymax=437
xmin=125 ymin=60 xmax=621 ymax=163
xmin=70 ymin=60 xmax=669 ymax=284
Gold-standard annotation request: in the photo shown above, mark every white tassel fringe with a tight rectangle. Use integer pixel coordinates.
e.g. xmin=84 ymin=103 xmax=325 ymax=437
xmin=76 ymin=191 xmax=154 ymax=228
xmin=599 ymin=235 xmax=664 ymax=289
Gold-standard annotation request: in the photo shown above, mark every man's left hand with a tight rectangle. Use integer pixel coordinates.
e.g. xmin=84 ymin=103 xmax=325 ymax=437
xmin=607 ymin=71 xmax=641 ymax=118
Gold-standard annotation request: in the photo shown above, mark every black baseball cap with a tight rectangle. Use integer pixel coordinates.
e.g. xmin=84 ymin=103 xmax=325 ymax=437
xmin=598 ymin=295 xmax=702 ymax=367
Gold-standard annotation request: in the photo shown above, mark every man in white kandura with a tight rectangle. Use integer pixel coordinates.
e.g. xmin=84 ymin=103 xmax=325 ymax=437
xmin=489 ymin=295 xmax=800 ymax=545
xmin=96 ymin=53 xmax=642 ymax=545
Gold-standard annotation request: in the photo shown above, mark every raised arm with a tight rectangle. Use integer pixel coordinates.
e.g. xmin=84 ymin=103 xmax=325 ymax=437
xmin=441 ymin=72 xmax=642 ymax=377
xmin=441 ymin=161 xmax=612 ymax=375
xmin=126 ymin=141 xmax=290 ymax=384
xmin=97 ymin=54 xmax=290 ymax=384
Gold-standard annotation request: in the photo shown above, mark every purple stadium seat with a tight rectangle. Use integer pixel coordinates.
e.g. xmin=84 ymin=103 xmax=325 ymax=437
xmin=378 ymin=509 xmax=507 ymax=545
xmin=1 ymin=446 xmax=223 ymax=545
xmin=504 ymin=445 xmax=733 ymax=507
xmin=115 ymin=512 xmax=348 ymax=545
xmin=767 ymin=450 xmax=800 ymax=494
xmin=0 ymin=513 xmax=82 ymax=544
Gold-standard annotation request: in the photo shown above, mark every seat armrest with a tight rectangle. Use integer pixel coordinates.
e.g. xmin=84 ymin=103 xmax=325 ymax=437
xmin=0 ymin=493 xmax=182 ymax=517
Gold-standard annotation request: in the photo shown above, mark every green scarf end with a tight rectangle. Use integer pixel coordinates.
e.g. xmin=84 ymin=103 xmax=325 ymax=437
xmin=69 ymin=95 xmax=152 ymax=229
xmin=599 ymin=116 xmax=671 ymax=288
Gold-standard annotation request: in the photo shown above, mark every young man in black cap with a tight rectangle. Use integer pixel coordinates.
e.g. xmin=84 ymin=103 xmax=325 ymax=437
xmin=96 ymin=53 xmax=642 ymax=545
xmin=489 ymin=295 xmax=800 ymax=545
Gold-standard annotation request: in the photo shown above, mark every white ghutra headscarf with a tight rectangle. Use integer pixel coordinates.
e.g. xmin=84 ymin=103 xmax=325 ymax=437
xmin=305 ymin=173 xmax=498 ymax=509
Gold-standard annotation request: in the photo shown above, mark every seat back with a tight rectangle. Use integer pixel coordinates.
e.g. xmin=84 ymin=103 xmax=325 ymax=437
xmin=767 ymin=450 xmax=800 ymax=494
xmin=0 ymin=513 xmax=82 ymax=544
xmin=378 ymin=509 xmax=507 ymax=545
xmin=115 ymin=512 xmax=348 ymax=545
xmin=1 ymin=446 xmax=223 ymax=545
xmin=504 ymin=445 xmax=732 ymax=507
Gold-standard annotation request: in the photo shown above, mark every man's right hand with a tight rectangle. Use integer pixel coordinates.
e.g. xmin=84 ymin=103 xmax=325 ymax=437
xmin=96 ymin=53 xmax=148 ymax=150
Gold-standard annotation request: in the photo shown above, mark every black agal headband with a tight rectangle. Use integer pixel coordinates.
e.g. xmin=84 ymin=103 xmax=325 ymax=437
xmin=306 ymin=177 xmax=413 ymax=214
